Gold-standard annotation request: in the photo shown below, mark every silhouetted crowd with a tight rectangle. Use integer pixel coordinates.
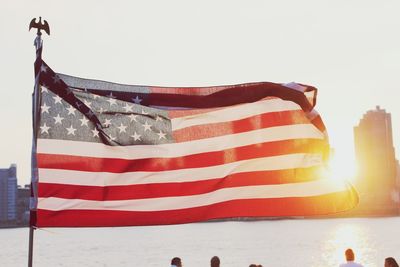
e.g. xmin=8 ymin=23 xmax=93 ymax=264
xmin=170 ymin=256 xmax=263 ymax=267
xmin=339 ymin=248 xmax=399 ymax=267
xmin=169 ymin=249 xmax=398 ymax=267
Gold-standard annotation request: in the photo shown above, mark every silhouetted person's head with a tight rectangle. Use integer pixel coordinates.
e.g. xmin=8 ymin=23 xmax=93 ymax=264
xmin=345 ymin=248 xmax=355 ymax=261
xmin=249 ymin=264 xmax=257 ymax=267
xmin=211 ymin=256 xmax=220 ymax=267
xmin=385 ymin=257 xmax=399 ymax=267
xmin=171 ymin=257 xmax=182 ymax=267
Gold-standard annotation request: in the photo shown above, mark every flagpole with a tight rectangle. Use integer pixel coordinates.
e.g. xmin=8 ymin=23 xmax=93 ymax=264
xmin=29 ymin=17 xmax=50 ymax=267
xmin=28 ymin=225 xmax=34 ymax=267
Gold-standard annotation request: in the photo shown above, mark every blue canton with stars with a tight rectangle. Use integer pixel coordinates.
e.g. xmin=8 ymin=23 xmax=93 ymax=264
xmin=38 ymin=65 xmax=173 ymax=146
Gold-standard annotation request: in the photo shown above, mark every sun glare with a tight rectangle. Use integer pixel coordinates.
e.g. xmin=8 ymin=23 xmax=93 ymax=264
xmin=327 ymin=149 xmax=357 ymax=183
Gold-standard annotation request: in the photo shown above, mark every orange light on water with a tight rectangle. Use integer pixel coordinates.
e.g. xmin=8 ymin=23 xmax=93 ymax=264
xmin=320 ymin=223 xmax=375 ymax=267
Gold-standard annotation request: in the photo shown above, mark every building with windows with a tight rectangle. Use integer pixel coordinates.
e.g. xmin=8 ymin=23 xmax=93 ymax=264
xmin=353 ymin=106 xmax=399 ymax=215
xmin=0 ymin=164 xmax=18 ymax=223
xmin=17 ymin=184 xmax=30 ymax=225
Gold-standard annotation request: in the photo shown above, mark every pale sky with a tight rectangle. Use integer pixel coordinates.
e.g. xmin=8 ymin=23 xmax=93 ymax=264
xmin=1 ymin=0 xmax=399 ymax=185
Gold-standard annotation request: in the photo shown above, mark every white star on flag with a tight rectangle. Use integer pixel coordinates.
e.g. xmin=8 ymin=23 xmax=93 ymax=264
xmin=40 ymin=65 xmax=48 ymax=73
xmin=131 ymin=132 xmax=141 ymax=141
xmin=40 ymin=123 xmax=50 ymax=134
xmin=117 ymin=123 xmax=127 ymax=133
xmin=92 ymin=128 xmax=99 ymax=138
xmin=66 ymin=105 xmax=76 ymax=116
xmin=155 ymin=115 xmax=163 ymax=122
xmin=104 ymin=119 xmax=112 ymax=127
xmin=41 ymin=103 xmax=50 ymax=114
xmin=53 ymin=114 xmax=64 ymax=125
xmin=41 ymin=86 xmax=48 ymax=93
xmin=128 ymin=114 xmax=138 ymax=122
xmin=142 ymin=121 xmax=152 ymax=132
xmin=79 ymin=117 xmax=89 ymax=127
xmin=107 ymin=98 xmax=117 ymax=106
xmin=157 ymin=130 xmax=167 ymax=140
xmin=66 ymin=125 xmax=77 ymax=136
xmin=53 ymin=95 xmax=63 ymax=104
xmin=141 ymin=109 xmax=149 ymax=115
xmin=123 ymin=103 xmax=134 ymax=112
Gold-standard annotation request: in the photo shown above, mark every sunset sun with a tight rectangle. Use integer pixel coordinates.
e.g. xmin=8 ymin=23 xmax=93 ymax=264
xmin=328 ymin=148 xmax=357 ymax=183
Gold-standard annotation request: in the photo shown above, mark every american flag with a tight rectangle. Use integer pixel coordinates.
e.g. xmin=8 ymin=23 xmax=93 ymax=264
xmin=32 ymin=61 xmax=358 ymax=227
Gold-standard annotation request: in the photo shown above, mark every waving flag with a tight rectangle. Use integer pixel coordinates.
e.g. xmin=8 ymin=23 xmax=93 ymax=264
xmin=31 ymin=62 xmax=358 ymax=227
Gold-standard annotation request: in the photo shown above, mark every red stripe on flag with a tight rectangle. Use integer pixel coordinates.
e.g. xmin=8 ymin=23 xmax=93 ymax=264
xmin=169 ymin=106 xmax=225 ymax=119
xmin=310 ymin=115 xmax=326 ymax=133
xmin=172 ymin=110 xmax=310 ymax=142
xmin=35 ymin=191 xmax=358 ymax=227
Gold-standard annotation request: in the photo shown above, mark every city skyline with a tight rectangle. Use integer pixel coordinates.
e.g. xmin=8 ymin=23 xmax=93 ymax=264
xmin=0 ymin=164 xmax=30 ymax=226
xmin=0 ymin=164 xmax=17 ymax=222
xmin=1 ymin=0 xmax=400 ymax=185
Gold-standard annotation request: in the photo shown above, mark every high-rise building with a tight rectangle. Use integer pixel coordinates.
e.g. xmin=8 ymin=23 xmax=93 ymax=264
xmin=17 ymin=184 xmax=30 ymax=225
xmin=397 ymin=160 xmax=400 ymax=186
xmin=0 ymin=164 xmax=18 ymax=223
xmin=354 ymin=106 xmax=399 ymax=215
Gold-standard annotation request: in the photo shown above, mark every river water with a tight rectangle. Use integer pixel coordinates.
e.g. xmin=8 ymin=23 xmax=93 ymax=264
xmin=1 ymin=217 xmax=399 ymax=267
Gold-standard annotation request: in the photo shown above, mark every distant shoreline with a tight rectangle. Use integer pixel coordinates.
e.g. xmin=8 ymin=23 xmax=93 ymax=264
xmin=2 ymin=214 xmax=399 ymax=229
xmin=0 ymin=224 xmax=28 ymax=229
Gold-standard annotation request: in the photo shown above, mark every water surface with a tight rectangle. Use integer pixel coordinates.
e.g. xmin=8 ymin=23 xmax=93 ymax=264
xmin=1 ymin=217 xmax=399 ymax=267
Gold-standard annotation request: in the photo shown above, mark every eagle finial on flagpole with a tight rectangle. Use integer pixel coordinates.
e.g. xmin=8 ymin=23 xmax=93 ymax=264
xmin=29 ymin=17 xmax=50 ymax=51
xmin=29 ymin=17 xmax=50 ymax=36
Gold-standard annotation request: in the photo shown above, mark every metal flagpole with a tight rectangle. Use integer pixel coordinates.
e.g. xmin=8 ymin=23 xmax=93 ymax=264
xmin=28 ymin=17 xmax=50 ymax=267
